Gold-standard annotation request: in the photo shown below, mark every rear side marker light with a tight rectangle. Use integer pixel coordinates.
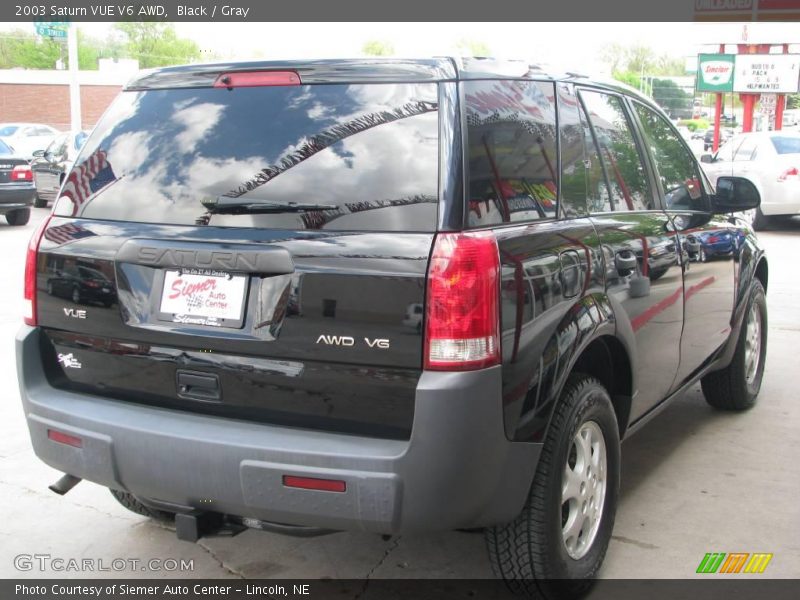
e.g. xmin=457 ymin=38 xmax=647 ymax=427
xmin=47 ymin=429 xmax=83 ymax=448
xmin=424 ymin=231 xmax=501 ymax=371
xmin=777 ymin=167 xmax=798 ymax=182
xmin=214 ymin=71 xmax=301 ymax=89
xmin=282 ymin=475 xmax=346 ymax=493
xmin=24 ymin=215 xmax=51 ymax=326
xmin=12 ymin=165 xmax=33 ymax=181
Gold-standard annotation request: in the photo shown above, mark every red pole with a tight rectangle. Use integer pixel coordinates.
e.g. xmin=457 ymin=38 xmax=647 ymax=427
xmin=741 ymin=94 xmax=757 ymax=132
xmin=775 ymin=43 xmax=790 ymax=131
xmin=713 ymin=44 xmax=724 ymax=153
xmin=775 ymin=94 xmax=785 ymax=131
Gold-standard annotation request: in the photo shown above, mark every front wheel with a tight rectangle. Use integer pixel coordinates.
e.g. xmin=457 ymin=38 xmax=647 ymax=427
xmin=486 ymin=374 xmax=620 ymax=598
xmin=701 ymin=279 xmax=767 ymax=411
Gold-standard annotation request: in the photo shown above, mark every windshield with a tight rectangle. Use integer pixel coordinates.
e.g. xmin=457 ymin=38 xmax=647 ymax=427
xmin=54 ymin=83 xmax=440 ymax=231
xmin=771 ymin=136 xmax=800 ymax=155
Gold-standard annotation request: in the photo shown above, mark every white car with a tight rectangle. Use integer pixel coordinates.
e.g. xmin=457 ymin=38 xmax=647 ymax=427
xmin=700 ymin=130 xmax=800 ymax=230
xmin=0 ymin=122 xmax=60 ymax=160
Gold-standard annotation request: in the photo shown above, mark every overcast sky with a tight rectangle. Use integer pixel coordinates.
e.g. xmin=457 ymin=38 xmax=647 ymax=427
xmin=3 ymin=21 xmax=800 ymax=74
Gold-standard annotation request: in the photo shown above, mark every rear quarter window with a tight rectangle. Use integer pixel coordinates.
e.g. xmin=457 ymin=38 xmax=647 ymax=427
xmin=54 ymin=83 xmax=440 ymax=232
xmin=771 ymin=136 xmax=800 ymax=155
xmin=464 ymin=79 xmax=558 ymax=228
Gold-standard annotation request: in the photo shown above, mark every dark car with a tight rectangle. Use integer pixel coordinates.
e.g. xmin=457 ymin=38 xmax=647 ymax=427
xmin=704 ymin=127 xmax=733 ymax=151
xmin=31 ymin=131 xmax=88 ymax=208
xmin=46 ymin=263 xmax=116 ymax=307
xmin=17 ymin=58 xmax=768 ymax=596
xmin=0 ymin=138 xmax=35 ymax=226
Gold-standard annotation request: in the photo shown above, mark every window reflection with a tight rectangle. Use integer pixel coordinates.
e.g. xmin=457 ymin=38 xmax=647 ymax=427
xmin=56 ymin=84 xmax=439 ymax=232
xmin=465 ymin=80 xmax=558 ymax=227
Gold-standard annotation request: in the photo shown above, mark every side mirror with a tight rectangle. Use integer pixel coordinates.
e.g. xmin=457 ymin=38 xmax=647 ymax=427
xmin=700 ymin=154 xmax=714 ymax=164
xmin=711 ymin=177 xmax=760 ymax=213
xmin=31 ymin=149 xmax=45 ymax=158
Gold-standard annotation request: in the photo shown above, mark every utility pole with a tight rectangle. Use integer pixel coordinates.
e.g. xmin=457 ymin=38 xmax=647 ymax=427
xmin=67 ymin=24 xmax=81 ymax=132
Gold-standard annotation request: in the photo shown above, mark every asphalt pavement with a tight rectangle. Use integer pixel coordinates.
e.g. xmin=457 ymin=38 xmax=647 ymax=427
xmin=1 ymin=208 xmax=798 ymax=584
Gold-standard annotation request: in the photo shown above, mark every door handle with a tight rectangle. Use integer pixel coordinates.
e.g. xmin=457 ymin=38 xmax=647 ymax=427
xmin=615 ymin=252 xmax=638 ymax=275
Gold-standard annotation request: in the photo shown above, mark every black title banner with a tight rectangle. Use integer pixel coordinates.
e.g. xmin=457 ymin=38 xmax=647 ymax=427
xmin=4 ymin=0 xmax=800 ymax=22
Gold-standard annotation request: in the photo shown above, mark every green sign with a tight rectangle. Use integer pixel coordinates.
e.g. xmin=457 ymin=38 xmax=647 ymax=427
xmin=34 ymin=21 xmax=69 ymax=39
xmin=696 ymin=54 xmax=735 ymax=93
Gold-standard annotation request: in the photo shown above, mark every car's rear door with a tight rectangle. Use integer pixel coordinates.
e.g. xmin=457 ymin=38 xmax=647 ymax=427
xmin=630 ymin=100 xmax=736 ymax=389
xmin=578 ymin=88 xmax=684 ymax=422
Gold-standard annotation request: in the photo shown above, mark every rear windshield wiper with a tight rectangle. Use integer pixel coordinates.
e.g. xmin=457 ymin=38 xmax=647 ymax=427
xmin=202 ymin=197 xmax=338 ymax=214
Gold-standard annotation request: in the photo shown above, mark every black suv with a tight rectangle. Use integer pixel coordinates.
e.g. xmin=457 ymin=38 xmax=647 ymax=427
xmin=17 ymin=58 xmax=768 ymax=595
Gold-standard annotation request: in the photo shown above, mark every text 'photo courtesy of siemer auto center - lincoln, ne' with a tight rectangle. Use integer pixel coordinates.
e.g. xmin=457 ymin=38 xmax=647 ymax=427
xmin=0 ymin=3 xmax=799 ymax=600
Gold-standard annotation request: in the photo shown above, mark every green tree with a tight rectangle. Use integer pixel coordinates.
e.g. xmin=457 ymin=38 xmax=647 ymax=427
xmin=612 ymin=70 xmax=642 ymax=90
xmin=0 ymin=29 xmax=61 ymax=69
xmin=362 ymin=40 xmax=394 ymax=57
xmin=114 ymin=22 xmax=200 ymax=68
xmin=787 ymin=93 xmax=800 ymax=110
xmin=651 ymin=78 xmax=691 ymax=116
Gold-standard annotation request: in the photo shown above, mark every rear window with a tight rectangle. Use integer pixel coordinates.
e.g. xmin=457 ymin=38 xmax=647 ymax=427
xmin=54 ymin=83 xmax=439 ymax=231
xmin=0 ymin=139 xmax=12 ymax=155
xmin=771 ymin=136 xmax=800 ymax=155
xmin=0 ymin=126 xmax=18 ymax=136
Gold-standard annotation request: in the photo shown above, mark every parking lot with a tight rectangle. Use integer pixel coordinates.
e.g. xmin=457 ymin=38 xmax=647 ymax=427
xmin=1 ymin=207 xmax=798 ymax=582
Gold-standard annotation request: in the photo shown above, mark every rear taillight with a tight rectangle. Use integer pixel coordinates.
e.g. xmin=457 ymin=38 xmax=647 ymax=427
xmin=777 ymin=167 xmax=799 ymax=182
xmin=424 ymin=232 xmax=500 ymax=371
xmin=12 ymin=165 xmax=33 ymax=181
xmin=24 ymin=216 xmax=51 ymax=326
xmin=706 ymin=235 xmax=720 ymax=243
xmin=214 ymin=70 xmax=301 ymax=88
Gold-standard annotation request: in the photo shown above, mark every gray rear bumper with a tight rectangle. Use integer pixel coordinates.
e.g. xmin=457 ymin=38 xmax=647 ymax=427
xmin=17 ymin=326 xmax=539 ymax=534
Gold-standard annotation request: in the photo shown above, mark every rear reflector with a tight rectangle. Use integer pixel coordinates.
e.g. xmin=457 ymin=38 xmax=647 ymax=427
xmin=47 ymin=429 xmax=83 ymax=448
xmin=424 ymin=231 xmax=501 ymax=371
xmin=214 ymin=71 xmax=301 ymax=88
xmin=24 ymin=216 xmax=51 ymax=326
xmin=282 ymin=475 xmax=346 ymax=493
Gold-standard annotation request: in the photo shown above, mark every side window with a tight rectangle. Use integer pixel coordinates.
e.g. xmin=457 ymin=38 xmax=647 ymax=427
xmin=634 ymin=102 xmax=707 ymax=211
xmin=733 ymin=137 xmax=758 ymax=161
xmin=465 ymin=80 xmax=558 ymax=227
xmin=579 ymin=90 xmax=652 ymax=212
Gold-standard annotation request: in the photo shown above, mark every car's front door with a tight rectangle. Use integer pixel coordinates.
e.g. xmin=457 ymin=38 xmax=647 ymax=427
xmin=578 ymin=89 xmax=684 ymax=422
xmin=631 ymin=101 xmax=736 ymax=389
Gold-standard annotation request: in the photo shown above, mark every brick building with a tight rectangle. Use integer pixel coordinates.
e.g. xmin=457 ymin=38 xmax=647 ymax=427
xmin=0 ymin=67 xmax=135 ymax=131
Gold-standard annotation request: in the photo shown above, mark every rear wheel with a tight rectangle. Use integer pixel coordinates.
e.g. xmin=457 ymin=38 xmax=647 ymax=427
xmin=486 ymin=374 xmax=620 ymax=599
xmin=110 ymin=489 xmax=175 ymax=522
xmin=33 ymin=194 xmax=47 ymax=208
xmin=701 ymin=279 xmax=767 ymax=411
xmin=5 ymin=208 xmax=30 ymax=226
xmin=71 ymin=287 xmax=81 ymax=304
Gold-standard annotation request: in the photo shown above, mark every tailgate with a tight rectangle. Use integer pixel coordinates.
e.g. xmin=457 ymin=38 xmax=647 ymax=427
xmin=37 ymin=221 xmax=433 ymax=439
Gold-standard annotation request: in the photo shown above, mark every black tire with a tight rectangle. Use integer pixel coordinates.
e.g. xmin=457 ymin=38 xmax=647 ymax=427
xmin=109 ymin=489 xmax=175 ymax=522
xmin=71 ymin=287 xmax=81 ymax=304
xmin=486 ymin=374 xmax=620 ymax=599
xmin=751 ymin=208 xmax=770 ymax=231
xmin=701 ymin=279 xmax=767 ymax=411
xmin=33 ymin=194 xmax=48 ymax=208
xmin=5 ymin=208 xmax=30 ymax=226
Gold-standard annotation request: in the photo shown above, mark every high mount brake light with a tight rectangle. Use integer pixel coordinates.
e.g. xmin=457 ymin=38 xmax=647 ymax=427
xmin=213 ymin=71 xmax=301 ymax=88
xmin=424 ymin=231 xmax=501 ymax=371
